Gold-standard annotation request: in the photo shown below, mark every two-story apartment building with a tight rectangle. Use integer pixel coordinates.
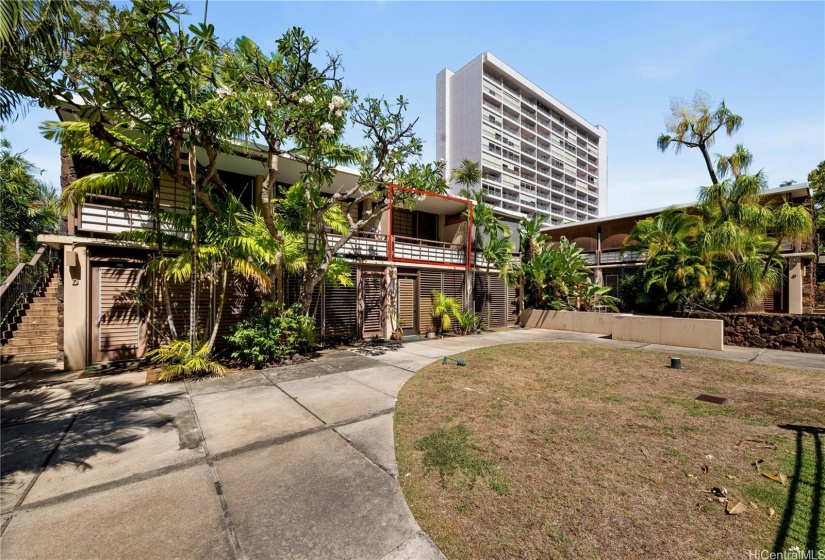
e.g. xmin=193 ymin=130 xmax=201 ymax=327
xmin=543 ymin=183 xmax=817 ymax=314
xmin=22 ymin=133 xmax=520 ymax=370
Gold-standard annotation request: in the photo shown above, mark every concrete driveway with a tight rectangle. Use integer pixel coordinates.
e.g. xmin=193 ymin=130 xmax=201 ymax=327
xmin=2 ymin=328 xmax=823 ymax=559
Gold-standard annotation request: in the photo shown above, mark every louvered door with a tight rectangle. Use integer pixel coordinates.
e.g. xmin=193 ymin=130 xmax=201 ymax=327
xmin=362 ymin=273 xmax=384 ymax=337
xmin=418 ymin=270 xmax=442 ymax=334
xmin=487 ymin=274 xmax=508 ymax=328
xmin=93 ymin=265 xmax=144 ymax=362
xmin=398 ymin=277 xmax=416 ymax=336
xmin=324 ymin=282 xmax=357 ymax=339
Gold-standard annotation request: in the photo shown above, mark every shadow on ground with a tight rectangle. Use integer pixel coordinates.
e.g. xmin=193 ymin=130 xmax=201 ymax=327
xmin=774 ymin=424 xmax=823 ymax=554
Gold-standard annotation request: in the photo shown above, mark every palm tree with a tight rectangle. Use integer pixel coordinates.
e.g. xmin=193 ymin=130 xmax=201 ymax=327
xmin=657 ymin=92 xmax=743 ymax=185
xmin=431 ymin=290 xmax=460 ymax=336
xmin=624 ymin=208 xmax=713 ymax=311
xmin=0 ymin=133 xmax=59 ymax=275
xmin=450 ymin=159 xmax=481 ymax=191
xmin=696 ymin=148 xmax=813 ymax=311
xmin=0 ymin=0 xmax=75 ymax=121
xmin=520 ymin=213 xmax=549 ymax=307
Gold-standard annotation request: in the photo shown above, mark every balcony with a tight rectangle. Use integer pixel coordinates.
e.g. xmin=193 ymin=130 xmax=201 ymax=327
xmin=78 ymin=203 xmax=188 ymax=238
xmin=392 ymin=236 xmax=467 ymax=265
xmin=482 ymin=173 xmax=501 ymax=184
xmin=326 ymin=231 xmax=388 ymax=259
xmin=482 ymin=184 xmax=502 ymax=198
xmin=600 ymin=251 xmax=646 ymax=264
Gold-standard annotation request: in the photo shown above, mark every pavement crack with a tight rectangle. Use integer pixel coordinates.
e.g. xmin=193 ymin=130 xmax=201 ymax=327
xmin=183 ymin=385 xmax=246 ymax=560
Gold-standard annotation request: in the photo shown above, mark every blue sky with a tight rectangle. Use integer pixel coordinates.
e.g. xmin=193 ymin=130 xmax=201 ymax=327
xmin=5 ymin=1 xmax=824 ymax=215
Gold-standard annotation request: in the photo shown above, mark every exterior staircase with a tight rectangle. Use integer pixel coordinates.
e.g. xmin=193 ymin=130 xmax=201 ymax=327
xmin=1 ymin=270 xmax=61 ymax=363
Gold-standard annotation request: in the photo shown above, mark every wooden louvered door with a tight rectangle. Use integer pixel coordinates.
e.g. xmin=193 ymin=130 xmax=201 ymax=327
xmin=473 ymin=274 xmax=489 ymax=324
xmin=487 ymin=274 xmax=508 ymax=328
xmin=92 ymin=265 xmax=145 ymax=363
xmin=398 ymin=277 xmax=416 ymax=336
xmin=362 ymin=273 xmax=384 ymax=338
xmin=443 ymin=271 xmax=465 ymax=310
xmin=418 ymin=270 xmax=442 ymax=334
xmin=507 ymin=283 xmax=519 ymax=326
xmin=763 ymin=276 xmax=788 ymax=313
xmin=324 ymin=273 xmax=357 ymax=340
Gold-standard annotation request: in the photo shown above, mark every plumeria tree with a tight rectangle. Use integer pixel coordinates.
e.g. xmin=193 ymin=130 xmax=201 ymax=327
xmin=226 ymin=29 xmax=448 ymax=312
xmin=39 ymin=0 xmax=249 ymax=354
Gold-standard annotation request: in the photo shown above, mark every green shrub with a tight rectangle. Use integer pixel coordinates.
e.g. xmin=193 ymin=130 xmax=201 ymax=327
xmin=227 ymin=303 xmax=317 ymax=368
xmin=454 ymin=309 xmax=483 ymax=335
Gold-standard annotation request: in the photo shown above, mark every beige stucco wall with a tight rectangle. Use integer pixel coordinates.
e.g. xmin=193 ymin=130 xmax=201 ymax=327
xmin=63 ymin=245 xmax=88 ymax=371
xmin=521 ymin=309 xmax=723 ymax=351
xmin=611 ymin=314 xmax=724 ymax=351
xmin=520 ymin=309 xmax=614 ymax=335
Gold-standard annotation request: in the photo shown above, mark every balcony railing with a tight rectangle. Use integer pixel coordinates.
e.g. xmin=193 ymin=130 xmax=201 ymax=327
xmin=392 ymin=236 xmax=467 ymax=265
xmin=600 ymin=251 xmax=646 ymax=264
xmin=325 ymin=231 xmax=388 ymax=259
xmin=79 ymin=203 xmax=188 ymax=238
xmin=0 ymin=246 xmax=58 ymax=331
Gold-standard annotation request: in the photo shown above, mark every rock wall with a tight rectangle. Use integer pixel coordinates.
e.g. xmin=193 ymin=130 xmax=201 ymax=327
xmin=675 ymin=311 xmax=825 ymax=353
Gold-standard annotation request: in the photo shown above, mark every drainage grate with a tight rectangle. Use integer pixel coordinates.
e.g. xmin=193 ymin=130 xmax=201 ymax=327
xmin=693 ymin=393 xmax=729 ymax=406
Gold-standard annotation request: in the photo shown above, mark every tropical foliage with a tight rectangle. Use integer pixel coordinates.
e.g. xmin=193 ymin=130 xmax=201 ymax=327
xmin=146 ymin=339 xmax=226 ymax=381
xmin=431 ymin=290 xmax=460 ymax=336
xmin=0 ymin=133 xmax=59 ymax=277
xmin=227 ymin=303 xmax=317 ymax=368
xmin=17 ymin=0 xmax=449 ymax=373
xmin=454 ymin=309 xmax=483 ymax=335
xmin=639 ymin=96 xmax=814 ymax=312
xmin=521 ymin=235 xmax=617 ymax=311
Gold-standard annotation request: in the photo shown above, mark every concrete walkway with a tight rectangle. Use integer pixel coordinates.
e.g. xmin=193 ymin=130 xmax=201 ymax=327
xmin=1 ymin=329 xmax=822 ymax=559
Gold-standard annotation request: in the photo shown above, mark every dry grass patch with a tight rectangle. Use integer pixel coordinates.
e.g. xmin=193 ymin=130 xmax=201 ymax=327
xmin=395 ymin=343 xmax=824 ymax=559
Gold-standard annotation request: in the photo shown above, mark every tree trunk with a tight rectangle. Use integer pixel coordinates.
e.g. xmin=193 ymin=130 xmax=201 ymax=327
xmin=207 ymin=266 xmax=228 ymax=353
xmin=298 ymin=263 xmax=329 ymax=315
xmin=14 ymin=236 xmax=20 ymax=264
xmin=257 ymin=150 xmax=284 ymax=242
xmin=699 ymin=144 xmax=720 ymax=185
xmin=153 ymin=174 xmax=177 ymax=340
xmin=188 ymin=143 xmax=198 ymax=355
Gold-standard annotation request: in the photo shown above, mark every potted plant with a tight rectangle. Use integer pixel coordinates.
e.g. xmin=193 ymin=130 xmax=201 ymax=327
xmin=390 ymin=312 xmax=404 ymax=341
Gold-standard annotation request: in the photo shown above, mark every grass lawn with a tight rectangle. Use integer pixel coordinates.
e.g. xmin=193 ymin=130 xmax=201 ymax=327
xmin=395 ymin=343 xmax=824 ymax=559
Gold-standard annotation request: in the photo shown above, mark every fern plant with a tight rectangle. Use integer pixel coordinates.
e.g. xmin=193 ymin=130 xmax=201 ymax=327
xmin=146 ymin=340 xmax=226 ymax=382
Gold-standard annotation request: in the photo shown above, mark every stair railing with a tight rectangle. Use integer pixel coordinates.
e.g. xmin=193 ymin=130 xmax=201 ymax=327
xmin=0 ymin=246 xmax=58 ymax=332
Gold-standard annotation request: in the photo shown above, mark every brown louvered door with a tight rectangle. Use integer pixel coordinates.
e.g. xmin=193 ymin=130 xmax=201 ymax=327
xmin=418 ymin=270 xmax=442 ymax=334
xmin=507 ymin=283 xmax=519 ymax=326
xmin=324 ymin=281 xmax=357 ymax=340
xmin=398 ymin=277 xmax=416 ymax=336
xmin=443 ymin=270 xmax=465 ymax=310
xmin=362 ymin=273 xmax=384 ymax=338
xmin=487 ymin=274 xmax=508 ymax=328
xmin=93 ymin=265 xmax=144 ymax=363
xmin=472 ymin=273 xmax=489 ymax=323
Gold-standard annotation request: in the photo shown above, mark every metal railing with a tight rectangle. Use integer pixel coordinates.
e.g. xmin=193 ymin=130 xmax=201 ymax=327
xmin=0 ymin=246 xmax=58 ymax=331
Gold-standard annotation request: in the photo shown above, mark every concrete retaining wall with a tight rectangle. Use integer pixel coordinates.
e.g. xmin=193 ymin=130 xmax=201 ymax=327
xmin=521 ymin=310 xmax=724 ymax=351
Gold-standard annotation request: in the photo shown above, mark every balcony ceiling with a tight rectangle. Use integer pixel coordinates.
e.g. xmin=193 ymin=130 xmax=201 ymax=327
xmin=411 ymin=195 xmax=468 ymax=216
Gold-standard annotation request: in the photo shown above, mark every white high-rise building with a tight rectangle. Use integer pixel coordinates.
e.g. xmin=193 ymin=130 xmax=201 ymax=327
xmin=437 ymin=53 xmax=607 ymax=223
